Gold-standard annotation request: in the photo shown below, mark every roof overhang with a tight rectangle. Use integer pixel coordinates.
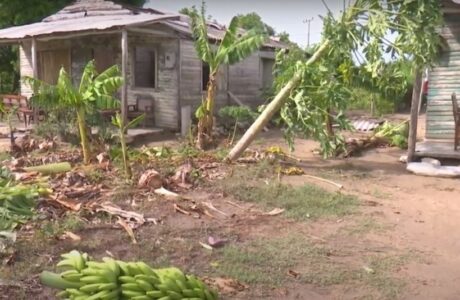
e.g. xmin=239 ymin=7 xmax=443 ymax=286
xmin=0 ymin=13 xmax=179 ymax=44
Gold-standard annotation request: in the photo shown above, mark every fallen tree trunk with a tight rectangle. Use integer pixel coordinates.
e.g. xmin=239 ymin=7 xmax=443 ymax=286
xmin=226 ymin=40 xmax=330 ymax=162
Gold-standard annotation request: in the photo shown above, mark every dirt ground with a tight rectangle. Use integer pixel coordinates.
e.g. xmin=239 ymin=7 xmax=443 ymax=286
xmin=256 ymin=131 xmax=460 ymax=300
xmin=1 ymin=126 xmax=460 ymax=300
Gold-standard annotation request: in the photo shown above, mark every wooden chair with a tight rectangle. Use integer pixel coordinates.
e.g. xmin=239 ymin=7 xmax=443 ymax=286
xmin=452 ymin=93 xmax=460 ymax=150
xmin=1 ymin=95 xmax=24 ymax=123
xmin=128 ymin=96 xmax=154 ymax=127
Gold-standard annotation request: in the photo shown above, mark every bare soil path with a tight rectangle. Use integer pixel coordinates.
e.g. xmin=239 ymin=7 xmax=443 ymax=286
xmin=256 ymin=131 xmax=460 ymax=299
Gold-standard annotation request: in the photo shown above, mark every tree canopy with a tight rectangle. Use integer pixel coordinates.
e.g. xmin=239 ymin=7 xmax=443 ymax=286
xmin=235 ymin=12 xmax=275 ymax=36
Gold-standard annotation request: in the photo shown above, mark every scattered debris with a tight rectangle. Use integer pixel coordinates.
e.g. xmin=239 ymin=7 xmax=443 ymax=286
xmin=207 ymin=236 xmax=228 ymax=248
xmin=202 ymin=202 xmax=229 ymax=217
xmin=203 ymin=277 xmax=247 ymax=295
xmin=154 ymin=187 xmax=181 ymax=199
xmin=199 ymin=242 xmax=213 ymax=251
xmin=263 ymin=208 xmax=285 ymax=216
xmin=171 ymin=161 xmax=193 ymax=189
xmin=117 ymin=218 xmax=137 ymax=244
xmin=363 ymin=265 xmax=375 ymax=274
xmin=399 ymin=155 xmax=408 ymax=163
xmin=60 ymin=231 xmax=81 ymax=241
xmin=138 ymin=169 xmax=163 ymax=189
xmin=92 ymin=202 xmax=146 ymax=225
xmin=174 ymin=203 xmax=191 ymax=216
xmin=351 ymin=118 xmax=385 ymax=132
xmin=280 ymin=166 xmax=304 ymax=176
xmin=287 ymin=269 xmax=301 ymax=279
xmin=96 ymin=152 xmax=109 ymax=164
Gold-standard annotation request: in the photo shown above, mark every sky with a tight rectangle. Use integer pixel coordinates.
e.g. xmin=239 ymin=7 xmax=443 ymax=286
xmin=145 ymin=0 xmax=344 ymax=47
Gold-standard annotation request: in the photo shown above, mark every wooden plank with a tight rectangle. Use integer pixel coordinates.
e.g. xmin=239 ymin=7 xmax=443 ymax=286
xmin=121 ymin=29 xmax=128 ymax=125
xmin=415 ymin=141 xmax=460 ymax=159
xmin=407 ymin=70 xmax=423 ymax=162
xmin=31 ymin=38 xmax=38 ymax=122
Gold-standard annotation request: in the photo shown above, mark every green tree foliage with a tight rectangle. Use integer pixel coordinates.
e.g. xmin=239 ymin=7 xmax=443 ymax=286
xmin=190 ymin=5 xmax=266 ymax=149
xmin=235 ymin=12 xmax=275 ymax=36
xmin=0 ymin=0 xmax=145 ymax=94
xmin=263 ymin=0 xmax=442 ymax=157
xmin=278 ymin=0 xmax=441 ymax=156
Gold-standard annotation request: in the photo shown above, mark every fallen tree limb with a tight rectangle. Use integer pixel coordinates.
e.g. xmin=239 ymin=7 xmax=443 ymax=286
xmin=302 ymin=174 xmax=344 ymax=190
xmin=225 ymin=40 xmax=330 ymax=162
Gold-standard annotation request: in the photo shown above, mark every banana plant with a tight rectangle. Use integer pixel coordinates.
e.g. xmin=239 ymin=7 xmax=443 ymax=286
xmin=189 ymin=3 xmax=266 ymax=149
xmin=25 ymin=61 xmax=123 ymax=164
xmin=111 ymin=112 xmax=145 ymax=179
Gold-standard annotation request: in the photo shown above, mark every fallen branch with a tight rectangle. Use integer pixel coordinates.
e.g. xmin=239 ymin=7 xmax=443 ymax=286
xmin=302 ymin=174 xmax=344 ymax=190
xmin=154 ymin=187 xmax=181 ymax=199
xmin=202 ymin=202 xmax=229 ymax=217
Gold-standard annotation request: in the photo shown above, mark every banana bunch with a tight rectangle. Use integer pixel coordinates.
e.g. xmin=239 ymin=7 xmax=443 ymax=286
xmin=40 ymin=251 xmax=219 ymax=300
xmin=119 ymin=264 xmax=218 ymax=300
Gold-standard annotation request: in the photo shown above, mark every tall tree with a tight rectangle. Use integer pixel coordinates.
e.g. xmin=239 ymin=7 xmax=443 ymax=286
xmin=190 ymin=5 xmax=266 ymax=149
xmin=235 ymin=12 xmax=275 ymax=36
xmin=227 ymin=0 xmax=442 ymax=161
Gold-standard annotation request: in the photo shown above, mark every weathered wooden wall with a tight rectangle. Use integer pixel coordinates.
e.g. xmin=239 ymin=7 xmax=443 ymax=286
xmin=427 ymin=14 xmax=460 ymax=140
xmin=228 ymin=52 xmax=262 ymax=108
xmin=179 ymin=39 xmax=228 ymax=115
xmin=18 ymin=28 xmax=277 ymax=130
xmin=127 ymin=32 xmax=179 ymax=129
xmin=19 ymin=32 xmax=180 ymax=129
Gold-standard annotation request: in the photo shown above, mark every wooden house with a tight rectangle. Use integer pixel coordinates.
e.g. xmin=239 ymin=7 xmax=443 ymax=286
xmin=0 ymin=0 xmax=285 ymax=130
xmin=412 ymin=0 xmax=460 ymax=159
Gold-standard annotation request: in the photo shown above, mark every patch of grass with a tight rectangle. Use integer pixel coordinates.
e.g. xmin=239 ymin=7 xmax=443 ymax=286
xmin=214 ymin=235 xmax=349 ymax=286
xmin=221 ymin=165 xmax=357 ymax=221
xmin=84 ymin=169 xmax=105 ymax=184
xmin=344 ymin=217 xmax=391 ymax=236
xmin=358 ymin=253 xmax=414 ymax=299
xmin=371 ymin=189 xmax=392 ymax=200
xmin=39 ymin=213 xmax=85 ymax=238
xmin=0 ymin=151 xmax=11 ymax=161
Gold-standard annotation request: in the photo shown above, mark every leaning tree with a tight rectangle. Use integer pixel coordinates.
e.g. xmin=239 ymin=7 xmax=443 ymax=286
xmin=226 ymin=0 xmax=442 ymax=161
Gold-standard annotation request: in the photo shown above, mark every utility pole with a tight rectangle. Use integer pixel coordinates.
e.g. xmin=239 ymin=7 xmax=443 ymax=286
xmin=303 ymin=17 xmax=314 ymax=48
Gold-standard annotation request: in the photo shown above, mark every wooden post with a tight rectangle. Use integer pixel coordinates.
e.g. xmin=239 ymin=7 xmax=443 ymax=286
xmin=407 ymin=70 xmax=423 ymax=162
xmin=31 ymin=38 xmax=38 ymax=124
xmin=121 ymin=29 xmax=128 ymax=125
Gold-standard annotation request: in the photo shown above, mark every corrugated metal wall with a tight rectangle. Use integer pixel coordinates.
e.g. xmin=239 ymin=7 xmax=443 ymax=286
xmin=427 ymin=15 xmax=460 ymax=140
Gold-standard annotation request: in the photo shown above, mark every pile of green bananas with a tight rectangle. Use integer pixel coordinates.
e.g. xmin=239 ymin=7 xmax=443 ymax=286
xmin=0 ymin=166 xmax=51 ymax=231
xmin=40 ymin=250 xmax=218 ymax=300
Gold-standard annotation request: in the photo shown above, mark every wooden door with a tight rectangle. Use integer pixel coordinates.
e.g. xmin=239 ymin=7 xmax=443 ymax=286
xmin=38 ymin=49 xmax=71 ymax=84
